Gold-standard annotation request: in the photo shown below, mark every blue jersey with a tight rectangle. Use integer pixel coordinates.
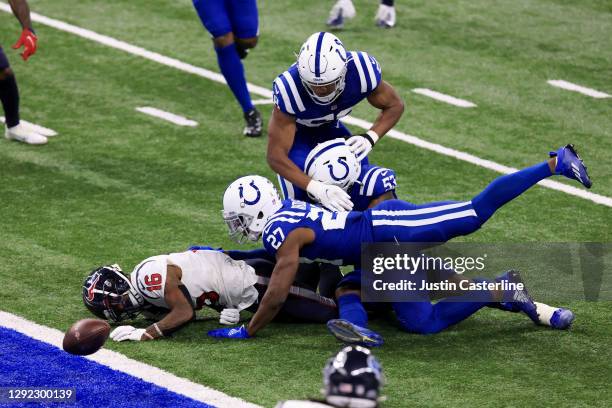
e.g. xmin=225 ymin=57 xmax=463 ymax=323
xmin=272 ymin=51 xmax=382 ymax=130
xmin=262 ymin=200 xmax=373 ymax=266
xmin=350 ymin=165 xmax=397 ymax=211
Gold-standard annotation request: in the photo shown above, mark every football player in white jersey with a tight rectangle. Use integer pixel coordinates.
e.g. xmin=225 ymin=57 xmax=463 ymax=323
xmin=82 ymin=248 xmax=337 ymax=342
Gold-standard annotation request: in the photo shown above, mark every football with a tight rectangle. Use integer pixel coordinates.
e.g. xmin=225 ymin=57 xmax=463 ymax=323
xmin=62 ymin=318 xmax=111 ymax=356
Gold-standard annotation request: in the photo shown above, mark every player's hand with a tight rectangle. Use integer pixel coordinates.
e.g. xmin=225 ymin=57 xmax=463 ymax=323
xmin=346 ymin=131 xmax=379 ymax=162
xmin=306 ymin=180 xmax=353 ymax=212
xmin=219 ymin=308 xmax=240 ymax=325
xmin=110 ymin=326 xmax=146 ymax=342
xmin=207 ymin=325 xmax=251 ymax=339
xmin=12 ymin=28 xmax=37 ymax=61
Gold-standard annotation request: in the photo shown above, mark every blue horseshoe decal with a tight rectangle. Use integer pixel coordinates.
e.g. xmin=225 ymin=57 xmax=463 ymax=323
xmin=239 ymin=180 xmax=261 ymax=205
xmin=327 ymin=157 xmax=350 ymax=182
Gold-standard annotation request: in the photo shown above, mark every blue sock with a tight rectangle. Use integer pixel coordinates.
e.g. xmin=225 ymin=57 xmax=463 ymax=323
xmin=472 ymin=161 xmax=552 ymax=222
xmin=338 ymin=294 xmax=368 ymax=328
xmin=215 ymin=43 xmax=253 ymax=113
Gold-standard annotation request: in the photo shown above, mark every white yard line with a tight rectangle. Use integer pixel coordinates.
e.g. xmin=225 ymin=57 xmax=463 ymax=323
xmin=252 ymin=99 xmax=275 ymax=105
xmin=412 ymin=88 xmax=477 ymax=107
xmin=547 ymin=80 xmax=611 ymax=99
xmin=1 ymin=2 xmax=609 ymax=208
xmin=0 ymin=311 xmax=262 ymax=408
xmin=136 ymin=107 xmax=198 ymax=127
xmin=1 ymin=116 xmax=58 ymax=136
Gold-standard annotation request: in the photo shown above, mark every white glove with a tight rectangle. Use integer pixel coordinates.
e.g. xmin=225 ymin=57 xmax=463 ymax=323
xmin=110 ymin=326 xmax=146 ymax=342
xmin=306 ymin=180 xmax=353 ymax=212
xmin=219 ymin=308 xmax=240 ymax=325
xmin=346 ymin=131 xmax=379 ymax=162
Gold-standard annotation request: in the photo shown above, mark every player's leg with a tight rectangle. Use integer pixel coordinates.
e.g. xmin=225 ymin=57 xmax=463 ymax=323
xmin=0 ymin=47 xmax=46 ymax=145
xmin=191 ymin=0 xmax=259 ymax=137
xmin=327 ymin=271 xmax=385 ymax=347
xmin=372 ymin=150 xmax=591 ymax=243
xmin=375 ymin=0 xmax=396 ymax=28
xmin=327 ymin=0 xmax=356 ymax=30
xmin=228 ymin=0 xmax=262 ymax=137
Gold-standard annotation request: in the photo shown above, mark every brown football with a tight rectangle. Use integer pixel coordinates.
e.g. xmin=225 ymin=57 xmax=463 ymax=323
xmin=63 ymin=318 xmax=111 ymax=355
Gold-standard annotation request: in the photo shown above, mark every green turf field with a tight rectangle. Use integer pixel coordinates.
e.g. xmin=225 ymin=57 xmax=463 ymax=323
xmin=0 ymin=0 xmax=611 ymax=406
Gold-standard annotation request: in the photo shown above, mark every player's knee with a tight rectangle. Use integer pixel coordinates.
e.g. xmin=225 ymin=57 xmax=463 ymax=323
xmin=0 ymin=67 xmax=14 ymax=81
xmin=213 ymin=32 xmax=235 ymax=48
xmin=237 ymin=37 xmax=258 ymax=50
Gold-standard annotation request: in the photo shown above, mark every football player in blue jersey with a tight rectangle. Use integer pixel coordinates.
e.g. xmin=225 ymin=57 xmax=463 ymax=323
xmin=192 ymin=0 xmax=262 ymax=137
xmin=267 ymin=31 xmax=404 ymax=212
xmin=207 ymin=144 xmax=591 ymax=339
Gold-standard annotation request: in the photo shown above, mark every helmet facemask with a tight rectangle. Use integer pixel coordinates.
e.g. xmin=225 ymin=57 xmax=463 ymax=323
xmin=301 ymin=63 xmax=347 ymax=105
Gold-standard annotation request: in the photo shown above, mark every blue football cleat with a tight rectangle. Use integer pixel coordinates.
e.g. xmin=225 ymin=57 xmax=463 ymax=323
xmin=327 ymin=319 xmax=384 ymax=347
xmin=491 ymin=270 xmax=521 ymax=312
xmin=500 ymin=270 xmax=540 ymax=324
xmin=550 ymin=144 xmax=592 ymax=188
xmin=550 ymin=308 xmax=575 ymax=330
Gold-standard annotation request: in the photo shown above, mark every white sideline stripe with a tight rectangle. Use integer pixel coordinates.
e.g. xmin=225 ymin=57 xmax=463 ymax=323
xmin=412 ymin=88 xmax=477 ymax=108
xmin=136 ymin=107 xmax=198 ymax=127
xmin=547 ymin=80 xmax=611 ymax=99
xmin=0 ymin=116 xmax=58 ymax=136
xmin=1 ymin=3 xmax=609 ymax=208
xmin=252 ymin=99 xmax=274 ymax=105
xmin=0 ymin=311 xmax=262 ymax=408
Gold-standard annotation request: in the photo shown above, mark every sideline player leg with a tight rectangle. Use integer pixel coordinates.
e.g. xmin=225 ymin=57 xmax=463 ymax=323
xmin=192 ymin=0 xmax=262 ymax=137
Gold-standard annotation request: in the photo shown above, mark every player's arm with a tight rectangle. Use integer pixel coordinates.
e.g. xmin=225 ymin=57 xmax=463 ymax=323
xmin=8 ymin=0 xmax=33 ymax=29
xmin=140 ymin=265 xmax=195 ymax=340
xmin=245 ymin=228 xmax=315 ymax=337
xmin=367 ymin=80 xmax=404 ymax=140
xmin=266 ymin=106 xmax=311 ymax=191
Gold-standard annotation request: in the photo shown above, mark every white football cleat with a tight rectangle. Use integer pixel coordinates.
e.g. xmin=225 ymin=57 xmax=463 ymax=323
xmin=5 ymin=123 xmax=48 ymax=145
xmin=375 ymin=4 xmax=396 ymax=28
xmin=327 ymin=0 xmax=356 ymax=29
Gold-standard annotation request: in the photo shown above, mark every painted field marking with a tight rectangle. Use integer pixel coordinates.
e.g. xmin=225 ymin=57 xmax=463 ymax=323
xmin=252 ymin=99 xmax=275 ymax=105
xmin=136 ymin=107 xmax=198 ymax=127
xmin=0 ymin=311 xmax=262 ymax=408
xmin=412 ymin=88 xmax=477 ymax=108
xmin=547 ymin=80 xmax=611 ymax=99
xmin=1 ymin=116 xmax=58 ymax=136
xmin=1 ymin=2 xmax=610 ymax=208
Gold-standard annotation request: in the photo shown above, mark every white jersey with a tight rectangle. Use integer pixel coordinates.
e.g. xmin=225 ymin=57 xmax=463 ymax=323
xmin=275 ymin=401 xmax=334 ymax=408
xmin=130 ymin=250 xmax=259 ymax=311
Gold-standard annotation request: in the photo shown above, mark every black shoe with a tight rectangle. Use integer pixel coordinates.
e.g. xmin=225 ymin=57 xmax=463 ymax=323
xmin=243 ymin=108 xmax=262 ymax=137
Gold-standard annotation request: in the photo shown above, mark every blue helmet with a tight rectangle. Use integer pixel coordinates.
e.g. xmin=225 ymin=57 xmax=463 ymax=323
xmin=82 ymin=264 xmax=144 ymax=322
xmin=323 ymin=346 xmax=384 ymax=408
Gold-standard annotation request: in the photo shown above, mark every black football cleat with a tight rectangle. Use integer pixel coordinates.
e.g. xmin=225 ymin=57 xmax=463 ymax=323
xmin=243 ymin=108 xmax=262 ymax=138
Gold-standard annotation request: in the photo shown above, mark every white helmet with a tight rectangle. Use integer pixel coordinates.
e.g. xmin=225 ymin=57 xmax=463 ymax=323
xmin=297 ymin=32 xmax=348 ymax=105
xmin=222 ymin=175 xmax=282 ymax=243
xmin=305 ymin=138 xmax=361 ymax=192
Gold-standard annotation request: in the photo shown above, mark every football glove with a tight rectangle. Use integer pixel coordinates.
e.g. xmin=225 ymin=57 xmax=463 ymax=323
xmin=12 ymin=28 xmax=37 ymax=61
xmin=110 ymin=326 xmax=146 ymax=342
xmin=346 ymin=131 xmax=379 ymax=162
xmin=306 ymin=180 xmax=353 ymax=212
xmin=207 ymin=325 xmax=251 ymax=339
xmin=219 ymin=308 xmax=240 ymax=325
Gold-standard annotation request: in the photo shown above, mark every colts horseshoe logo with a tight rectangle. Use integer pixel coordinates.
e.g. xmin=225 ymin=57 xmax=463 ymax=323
xmin=239 ymin=180 xmax=261 ymax=205
xmin=327 ymin=157 xmax=350 ymax=182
